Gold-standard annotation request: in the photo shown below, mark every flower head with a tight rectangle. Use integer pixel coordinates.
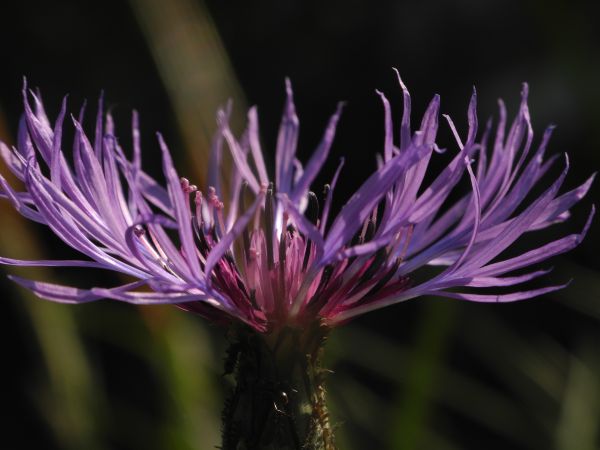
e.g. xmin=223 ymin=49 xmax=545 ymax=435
xmin=1 ymin=75 xmax=594 ymax=333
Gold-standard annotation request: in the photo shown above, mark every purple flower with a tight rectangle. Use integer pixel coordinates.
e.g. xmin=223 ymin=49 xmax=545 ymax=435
xmin=0 ymin=75 xmax=594 ymax=333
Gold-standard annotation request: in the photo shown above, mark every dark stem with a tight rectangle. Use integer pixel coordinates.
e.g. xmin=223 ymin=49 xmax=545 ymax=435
xmin=221 ymin=323 xmax=336 ymax=450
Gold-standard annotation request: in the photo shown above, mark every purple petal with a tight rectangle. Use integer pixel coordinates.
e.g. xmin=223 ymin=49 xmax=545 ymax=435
xmin=208 ymin=104 xmax=230 ymax=196
xmin=291 ymin=102 xmax=343 ymax=204
xmin=276 ymin=78 xmax=300 ymax=195
xmin=247 ymin=106 xmax=270 ymax=185
xmin=375 ymin=90 xmax=394 ymax=162
xmin=466 ymin=268 xmax=553 ymax=287
xmin=0 ymin=174 xmax=44 ymax=223
xmin=319 ymin=157 xmax=345 ymax=234
xmin=8 ymin=275 xmax=103 ymax=304
xmin=433 ymin=282 xmax=570 ymax=303
xmin=0 ymin=256 xmax=109 ymax=269
xmin=455 ymin=156 xmax=570 ymax=274
xmin=475 ymin=206 xmax=594 ymax=277
xmin=222 ymin=118 xmax=261 ymax=193
xmin=392 ymin=69 xmax=412 ymax=151
xmin=157 ymin=134 xmax=203 ymax=280
xmin=323 ymin=143 xmax=429 ymax=263
xmin=280 ymin=194 xmax=325 ymax=260
xmin=445 ymin=157 xmax=481 ymax=272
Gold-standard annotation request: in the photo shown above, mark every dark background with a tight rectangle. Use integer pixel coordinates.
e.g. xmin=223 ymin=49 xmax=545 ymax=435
xmin=1 ymin=1 xmax=599 ymax=449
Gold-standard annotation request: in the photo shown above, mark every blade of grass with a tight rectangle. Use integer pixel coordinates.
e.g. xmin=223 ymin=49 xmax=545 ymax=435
xmin=128 ymin=0 xmax=247 ymax=189
xmin=387 ymin=300 xmax=456 ymax=450
xmin=555 ymin=340 xmax=600 ymax=450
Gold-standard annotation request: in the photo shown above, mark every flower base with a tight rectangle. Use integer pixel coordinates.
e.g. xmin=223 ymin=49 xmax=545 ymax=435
xmin=221 ymin=322 xmax=336 ymax=450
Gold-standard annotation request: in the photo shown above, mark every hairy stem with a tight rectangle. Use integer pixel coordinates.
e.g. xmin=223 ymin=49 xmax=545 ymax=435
xmin=221 ymin=323 xmax=336 ymax=450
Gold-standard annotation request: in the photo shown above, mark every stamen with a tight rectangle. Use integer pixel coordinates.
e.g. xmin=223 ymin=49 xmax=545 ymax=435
xmin=363 ymin=220 xmax=376 ymax=242
xmin=192 ymin=217 xmax=210 ymax=255
xmin=398 ymin=224 xmax=414 ymax=261
xmin=357 ymin=247 xmax=388 ymax=285
xmin=215 ymin=205 xmax=226 ymax=238
xmin=279 ymin=211 xmax=289 ymax=267
xmin=302 ymin=238 xmax=312 ymax=271
xmin=180 ymin=177 xmax=197 ymax=194
xmin=367 ymin=257 xmax=402 ymax=297
xmin=207 ymin=186 xmax=218 ymax=229
xmin=355 ymin=218 xmax=371 ymax=246
xmin=306 ymin=191 xmax=319 ymax=225
xmin=180 ymin=177 xmax=198 ymax=216
xmin=305 ymin=264 xmax=334 ymax=311
xmin=194 ymin=191 xmax=203 ymax=229
xmin=133 ymin=227 xmax=160 ymax=260
xmin=278 ymin=211 xmax=289 ymax=317
xmin=144 ymin=228 xmax=167 ymax=261
xmin=320 ymin=265 xmax=334 ymax=291
xmin=302 ymin=191 xmax=319 ymax=270
xmin=265 ymin=182 xmax=275 ymax=270
xmin=322 ymin=184 xmax=330 ymax=201
xmin=249 ymin=247 xmax=259 ymax=261
xmin=248 ymin=289 xmax=259 ymax=310
xmin=320 ymin=183 xmax=332 ymax=233
xmin=180 ymin=177 xmax=190 ymax=191
xmin=239 ymin=181 xmax=251 ymax=263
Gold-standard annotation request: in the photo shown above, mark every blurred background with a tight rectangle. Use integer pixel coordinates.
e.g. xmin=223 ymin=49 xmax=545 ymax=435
xmin=0 ymin=0 xmax=599 ymax=449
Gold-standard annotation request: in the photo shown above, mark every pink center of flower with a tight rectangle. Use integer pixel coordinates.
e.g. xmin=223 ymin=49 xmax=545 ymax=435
xmin=175 ymin=178 xmax=411 ymax=331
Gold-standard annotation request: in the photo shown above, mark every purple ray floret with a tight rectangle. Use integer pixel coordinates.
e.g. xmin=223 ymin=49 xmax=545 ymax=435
xmin=0 ymin=76 xmax=594 ymax=332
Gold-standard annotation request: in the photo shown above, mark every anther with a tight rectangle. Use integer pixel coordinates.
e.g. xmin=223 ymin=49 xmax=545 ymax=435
xmin=302 ymin=191 xmax=320 ymax=270
xmin=239 ymin=181 xmax=252 ymax=263
xmin=194 ymin=191 xmax=204 ymax=229
xmin=306 ymin=191 xmax=320 ymax=225
xmin=249 ymin=247 xmax=259 ymax=261
xmin=280 ymin=211 xmax=289 ymax=266
xmin=320 ymin=184 xmax=331 ymax=229
xmin=357 ymin=247 xmax=387 ymax=286
xmin=180 ymin=177 xmax=197 ymax=194
xmin=208 ymin=185 xmax=217 ymax=198
xmin=367 ymin=257 xmax=402 ymax=296
xmin=364 ymin=220 xmax=376 ymax=242
xmin=208 ymin=186 xmax=222 ymax=208
xmin=265 ymin=182 xmax=275 ymax=270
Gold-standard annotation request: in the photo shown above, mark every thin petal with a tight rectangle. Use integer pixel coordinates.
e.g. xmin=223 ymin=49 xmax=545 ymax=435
xmin=433 ymin=282 xmax=570 ymax=303
xmin=247 ymin=106 xmax=270 ymax=185
xmin=0 ymin=256 xmax=109 ymax=269
xmin=158 ymin=133 xmax=203 ymax=279
xmin=291 ymin=102 xmax=343 ymax=204
xmin=323 ymin=143 xmax=429 ymax=263
xmin=276 ymin=78 xmax=300 ymax=195
xmin=8 ymin=275 xmax=103 ymax=304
